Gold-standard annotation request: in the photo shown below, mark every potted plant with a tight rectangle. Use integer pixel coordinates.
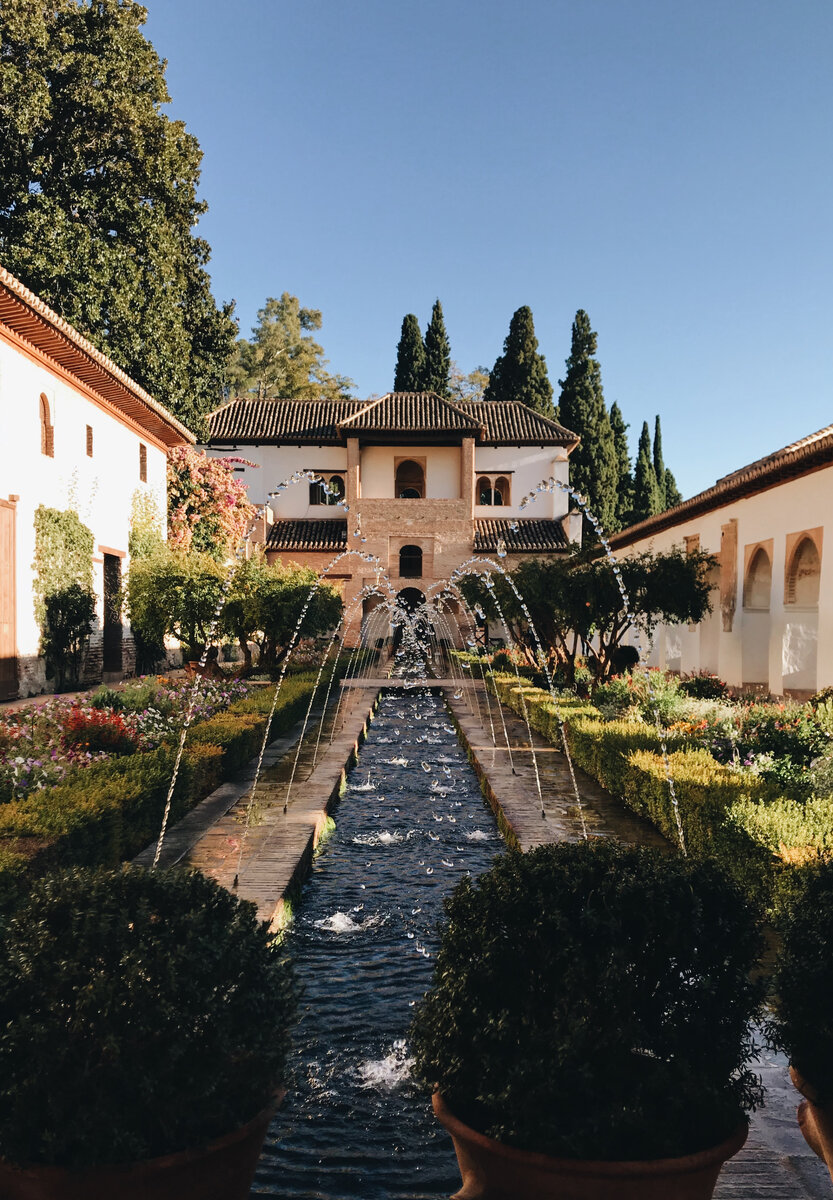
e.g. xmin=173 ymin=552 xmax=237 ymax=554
xmin=409 ymin=840 xmax=764 ymax=1199
xmin=0 ymin=865 xmax=297 ymax=1200
xmin=769 ymin=860 xmax=833 ymax=1184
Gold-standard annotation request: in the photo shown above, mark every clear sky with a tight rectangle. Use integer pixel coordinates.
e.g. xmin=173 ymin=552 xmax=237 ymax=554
xmin=143 ymin=0 xmax=833 ymax=500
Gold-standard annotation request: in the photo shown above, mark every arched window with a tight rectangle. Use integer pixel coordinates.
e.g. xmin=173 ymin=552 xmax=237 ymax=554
xmin=395 ymin=460 xmax=424 ymax=499
xmin=39 ymin=394 xmax=54 ymax=457
xmin=476 ymin=473 xmax=510 ymax=505
xmin=399 ymin=544 xmax=422 ymax=578
xmin=743 ymin=547 xmax=772 ymax=610
xmin=477 ymin=476 xmax=493 ymax=505
xmin=494 ymin=476 xmax=510 ymax=506
xmin=787 ymin=537 xmax=821 ymax=607
xmin=309 ymin=473 xmax=344 ymax=506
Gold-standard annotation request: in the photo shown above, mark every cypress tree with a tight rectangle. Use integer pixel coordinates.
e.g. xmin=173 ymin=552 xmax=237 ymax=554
xmin=423 ymin=299 xmax=451 ymax=398
xmin=483 ymin=306 xmax=554 ymax=416
xmin=632 ymin=421 xmax=662 ymax=523
xmin=653 ymin=415 xmax=667 ymax=508
xmin=609 ymin=402 xmax=633 ymax=530
xmin=664 ymin=468 xmax=683 ymax=508
xmin=393 ymin=314 xmax=426 ymax=391
xmin=556 ymin=310 xmax=618 ymax=536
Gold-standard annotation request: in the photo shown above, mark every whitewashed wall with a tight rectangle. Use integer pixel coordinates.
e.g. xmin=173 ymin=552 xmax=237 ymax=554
xmin=0 ymin=337 xmax=168 ymax=694
xmin=474 ymin=446 xmax=570 ymax=520
xmin=613 ymin=466 xmax=833 ymax=696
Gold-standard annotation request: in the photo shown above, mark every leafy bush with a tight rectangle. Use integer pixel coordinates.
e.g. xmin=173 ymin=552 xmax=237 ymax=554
xmin=62 ymin=704 xmax=141 ymax=755
xmin=42 ymin=583 xmax=96 ymax=690
xmin=410 ymin=840 xmax=763 ymax=1161
xmin=0 ymin=866 xmax=297 ymax=1167
xmin=679 ymin=671 xmax=729 ymax=700
xmin=769 ymin=861 xmax=833 ymax=1101
xmin=592 ymin=674 xmax=638 ymax=719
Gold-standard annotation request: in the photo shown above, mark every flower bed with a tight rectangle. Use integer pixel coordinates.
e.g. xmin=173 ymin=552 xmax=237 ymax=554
xmin=488 ymin=672 xmax=833 ymax=913
xmin=0 ymin=670 xmax=333 ymax=906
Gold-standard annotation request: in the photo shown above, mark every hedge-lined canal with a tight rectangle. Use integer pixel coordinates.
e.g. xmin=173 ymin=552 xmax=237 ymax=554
xmin=252 ymin=688 xmax=504 ymax=1199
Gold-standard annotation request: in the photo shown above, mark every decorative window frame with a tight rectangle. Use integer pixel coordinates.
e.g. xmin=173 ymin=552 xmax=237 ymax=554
xmin=784 ymin=527 xmax=823 ymax=608
xmin=309 ymin=471 xmax=345 ymax=506
xmin=394 ymin=457 xmax=426 ymax=499
xmin=742 ymin=539 xmax=774 ymax=611
xmin=475 ymin=472 xmax=511 ymax=506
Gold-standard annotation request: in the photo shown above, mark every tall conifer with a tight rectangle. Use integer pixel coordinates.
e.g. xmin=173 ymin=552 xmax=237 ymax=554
xmin=483 ymin=306 xmax=554 ymax=415
xmin=556 ymin=310 xmax=618 ymax=536
xmin=664 ymin=468 xmax=683 ymax=508
xmin=423 ymin=299 xmax=451 ymax=398
xmin=653 ymin=416 xmax=667 ymax=508
xmin=393 ymin=314 xmax=426 ymax=391
xmin=609 ymin=402 xmax=633 ymax=530
xmin=632 ymin=421 xmax=662 ymax=522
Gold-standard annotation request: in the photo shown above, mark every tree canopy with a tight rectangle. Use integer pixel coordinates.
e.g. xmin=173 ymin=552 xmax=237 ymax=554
xmin=609 ymin=402 xmax=634 ymax=528
xmin=459 ymin=545 xmax=715 ymax=684
xmin=483 ymin=305 xmax=554 ymax=416
xmin=393 ymin=313 xmax=426 ymax=391
xmin=632 ymin=421 xmax=663 ymax=524
xmin=449 ymin=362 xmax=490 ymax=403
xmin=227 ymin=294 xmax=354 ymax=401
xmin=167 ymin=447 xmax=257 ymax=561
xmin=0 ymin=0 xmax=236 ymax=433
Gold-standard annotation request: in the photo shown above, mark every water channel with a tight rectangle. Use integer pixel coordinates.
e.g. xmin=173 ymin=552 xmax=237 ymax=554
xmin=252 ymin=687 xmax=505 ymax=1199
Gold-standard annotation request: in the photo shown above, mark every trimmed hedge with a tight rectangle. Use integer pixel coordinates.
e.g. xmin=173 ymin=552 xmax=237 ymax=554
xmin=488 ymin=673 xmax=821 ymax=912
xmin=0 ymin=671 xmax=327 ymax=904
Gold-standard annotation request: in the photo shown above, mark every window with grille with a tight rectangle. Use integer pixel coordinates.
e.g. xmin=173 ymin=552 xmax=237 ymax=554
xmin=86 ymin=425 xmax=93 ymax=457
xmin=139 ymin=443 xmax=147 ymax=482
xmin=40 ymin=394 xmax=54 ymax=457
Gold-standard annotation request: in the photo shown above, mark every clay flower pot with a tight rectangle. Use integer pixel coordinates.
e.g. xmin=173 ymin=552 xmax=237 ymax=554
xmin=790 ymin=1066 xmax=833 ymax=1184
xmin=432 ymin=1092 xmax=748 ymax=1200
xmin=0 ymin=1090 xmax=283 ymax=1200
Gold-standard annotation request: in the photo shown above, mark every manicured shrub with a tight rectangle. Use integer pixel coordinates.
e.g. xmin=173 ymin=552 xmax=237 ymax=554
xmin=679 ymin=671 xmax=729 ymax=700
xmin=0 ymin=866 xmax=298 ymax=1167
xmin=769 ymin=861 xmax=833 ymax=1101
xmin=410 ymin=840 xmax=763 ymax=1161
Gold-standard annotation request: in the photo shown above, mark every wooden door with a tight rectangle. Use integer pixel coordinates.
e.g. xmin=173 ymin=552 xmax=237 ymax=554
xmin=0 ymin=501 xmax=17 ymax=700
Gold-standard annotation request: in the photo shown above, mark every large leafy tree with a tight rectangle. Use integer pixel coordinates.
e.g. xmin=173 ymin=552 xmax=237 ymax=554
xmin=460 ymin=545 xmax=715 ymax=684
xmin=228 ymin=294 xmax=354 ymax=401
xmin=632 ymin=421 xmax=662 ymax=524
xmin=556 ymin=310 xmax=618 ymax=536
xmin=449 ymin=362 xmax=490 ymax=403
xmin=393 ymin=313 xmax=426 ymax=391
xmin=0 ymin=0 xmax=236 ymax=433
xmin=483 ymin=305 xmax=554 ymax=416
xmin=422 ymin=299 xmax=451 ymax=398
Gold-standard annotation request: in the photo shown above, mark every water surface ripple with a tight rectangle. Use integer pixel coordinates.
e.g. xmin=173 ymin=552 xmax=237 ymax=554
xmin=253 ymin=689 xmax=504 ymax=1199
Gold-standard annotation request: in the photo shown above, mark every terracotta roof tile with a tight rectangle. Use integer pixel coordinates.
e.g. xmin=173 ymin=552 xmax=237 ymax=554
xmin=610 ymin=422 xmax=833 ymax=548
xmin=208 ymin=394 xmax=578 ymax=447
xmin=265 ymin=518 xmax=348 ymax=553
xmin=474 ymin=518 xmax=568 ymax=553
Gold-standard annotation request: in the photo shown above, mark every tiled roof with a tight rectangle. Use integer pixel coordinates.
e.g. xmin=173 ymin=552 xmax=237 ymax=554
xmin=467 ymin=401 xmax=578 ymax=446
xmin=609 ymin=421 xmax=833 ymax=549
xmin=210 ymin=398 xmax=364 ymax=443
xmin=208 ymin=393 xmax=578 ymax=447
xmin=0 ymin=265 xmax=194 ymax=446
xmin=474 ymin=518 xmax=568 ymax=553
xmin=265 ymin=519 xmax=348 ymax=553
xmin=338 ymin=392 xmax=484 ymax=434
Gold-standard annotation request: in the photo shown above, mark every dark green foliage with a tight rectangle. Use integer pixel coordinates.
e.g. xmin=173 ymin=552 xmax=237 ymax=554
xmin=0 ymin=0 xmax=236 ymax=431
xmin=423 ymin=299 xmax=451 ymax=398
xmin=664 ymin=467 xmax=683 ymax=508
xmin=679 ymin=671 xmax=729 ymax=700
xmin=393 ymin=314 xmax=426 ymax=391
xmin=632 ymin=421 xmax=662 ymax=523
xmin=410 ymin=840 xmax=763 ymax=1161
xmin=32 ymin=505 xmax=94 ymax=625
xmin=653 ymin=416 xmax=666 ymax=508
xmin=41 ymin=583 xmax=95 ymax=689
xmin=125 ymin=547 xmax=226 ymax=661
xmin=0 ymin=866 xmax=297 ymax=1167
xmin=769 ymin=863 xmax=833 ymax=1100
xmin=555 ymin=310 xmax=618 ymax=535
xmin=483 ymin=305 xmax=554 ymax=416
xmin=609 ymin=401 xmax=633 ymax=528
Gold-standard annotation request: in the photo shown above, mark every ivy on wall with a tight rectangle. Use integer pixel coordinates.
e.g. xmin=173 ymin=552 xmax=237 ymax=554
xmin=32 ymin=506 xmax=94 ymax=628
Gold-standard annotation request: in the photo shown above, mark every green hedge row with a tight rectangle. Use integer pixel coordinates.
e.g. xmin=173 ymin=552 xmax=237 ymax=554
xmin=488 ymin=674 xmax=822 ymax=912
xmin=0 ymin=672 xmax=324 ymax=907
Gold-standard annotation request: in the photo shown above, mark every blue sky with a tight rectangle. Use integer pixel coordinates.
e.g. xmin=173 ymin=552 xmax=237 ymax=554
xmin=144 ymin=0 xmax=833 ymax=500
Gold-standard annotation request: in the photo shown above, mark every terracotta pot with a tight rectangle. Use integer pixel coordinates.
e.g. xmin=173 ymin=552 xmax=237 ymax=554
xmin=790 ymin=1065 xmax=833 ymax=1184
xmin=432 ymin=1091 xmax=748 ymax=1200
xmin=0 ymin=1090 xmax=283 ymax=1200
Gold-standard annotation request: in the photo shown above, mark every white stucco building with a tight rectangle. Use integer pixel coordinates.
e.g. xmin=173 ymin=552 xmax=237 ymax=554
xmin=0 ymin=265 xmax=193 ymax=698
xmin=610 ymin=425 xmax=833 ymax=698
xmin=204 ymin=393 xmax=580 ymax=640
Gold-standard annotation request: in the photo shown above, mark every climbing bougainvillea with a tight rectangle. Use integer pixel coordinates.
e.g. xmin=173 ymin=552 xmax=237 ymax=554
xmin=167 ymin=447 xmax=258 ymax=560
